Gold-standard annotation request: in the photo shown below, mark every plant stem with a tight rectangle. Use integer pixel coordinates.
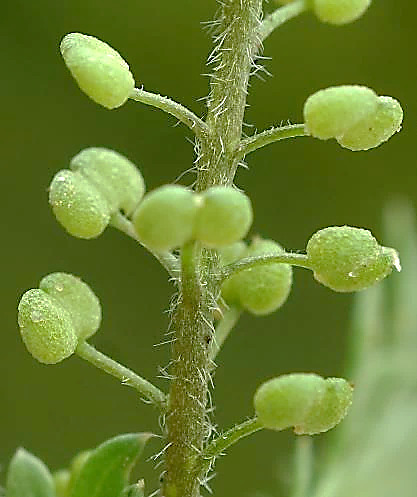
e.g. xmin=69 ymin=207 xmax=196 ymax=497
xmin=129 ymin=88 xmax=209 ymax=143
xmin=235 ymin=124 xmax=306 ymax=161
xmin=291 ymin=436 xmax=314 ymax=497
xmin=196 ymin=417 xmax=263 ymax=478
xmin=162 ymin=2 xmax=263 ymax=496
xmin=260 ymin=0 xmax=308 ymax=42
xmin=162 ymin=242 xmax=212 ymax=497
xmin=76 ymin=341 xmax=167 ymax=410
xmin=220 ymin=252 xmax=311 ymax=282
xmin=196 ymin=0 xmax=263 ymax=191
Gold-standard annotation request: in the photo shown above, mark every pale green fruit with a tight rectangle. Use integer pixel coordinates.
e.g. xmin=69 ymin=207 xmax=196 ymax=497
xmin=337 ymin=96 xmax=403 ymax=151
xmin=49 ymin=169 xmax=111 ymax=239
xmin=60 ymin=33 xmax=135 ymax=109
xmin=132 ymin=185 xmax=200 ymax=251
xmin=18 ymin=289 xmax=77 ymax=364
xmin=70 ymin=147 xmax=145 ymax=216
xmin=313 ymin=0 xmax=371 ymax=25
xmin=306 ymin=226 xmax=400 ymax=292
xmin=254 ymin=373 xmax=353 ymax=435
xmin=194 ymin=186 xmax=253 ymax=248
xmin=304 ymin=85 xmax=378 ymax=140
xmin=221 ymin=239 xmax=292 ymax=315
xmin=40 ymin=273 xmax=102 ymax=340
xmin=219 ymin=241 xmax=248 ymax=305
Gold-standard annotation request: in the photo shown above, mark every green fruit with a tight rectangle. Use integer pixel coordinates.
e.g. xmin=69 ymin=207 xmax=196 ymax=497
xmin=313 ymin=0 xmax=371 ymax=25
xmin=60 ymin=33 xmax=135 ymax=109
xmin=304 ymin=85 xmax=378 ymax=140
xmin=70 ymin=147 xmax=145 ymax=216
xmin=337 ymin=96 xmax=403 ymax=151
xmin=194 ymin=186 xmax=253 ymax=248
xmin=306 ymin=226 xmax=400 ymax=292
xmin=49 ymin=169 xmax=111 ymax=239
xmin=221 ymin=238 xmax=292 ymax=315
xmin=253 ymin=373 xmax=353 ymax=435
xmin=18 ymin=289 xmax=77 ymax=364
xmin=132 ymin=185 xmax=200 ymax=251
xmin=40 ymin=273 xmax=102 ymax=340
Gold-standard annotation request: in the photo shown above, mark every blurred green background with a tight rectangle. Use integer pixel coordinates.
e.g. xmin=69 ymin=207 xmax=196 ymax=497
xmin=1 ymin=1 xmax=415 ymax=496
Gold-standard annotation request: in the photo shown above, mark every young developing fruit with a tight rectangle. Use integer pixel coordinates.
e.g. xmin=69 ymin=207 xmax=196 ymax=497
xmin=40 ymin=272 xmax=102 ymax=340
xmin=49 ymin=170 xmax=111 ymax=239
xmin=274 ymin=0 xmax=371 ymax=25
xmin=17 ymin=273 xmax=102 ymax=364
xmin=60 ymin=33 xmax=135 ymax=109
xmin=221 ymin=238 xmax=292 ymax=315
xmin=303 ymin=85 xmax=403 ymax=150
xmin=49 ymin=148 xmax=144 ymax=239
xmin=70 ymin=147 xmax=145 ymax=216
xmin=132 ymin=185 xmax=200 ymax=251
xmin=18 ymin=289 xmax=77 ymax=364
xmin=193 ymin=186 xmax=253 ymax=248
xmin=253 ymin=373 xmax=353 ymax=435
xmin=306 ymin=226 xmax=400 ymax=292
xmin=312 ymin=0 xmax=371 ymax=25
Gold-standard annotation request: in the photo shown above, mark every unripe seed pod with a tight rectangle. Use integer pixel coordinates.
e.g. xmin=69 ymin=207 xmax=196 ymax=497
xmin=221 ymin=238 xmax=292 ymax=315
xmin=236 ymin=239 xmax=292 ymax=315
xmin=132 ymin=185 xmax=200 ymax=251
xmin=313 ymin=0 xmax=371 ymax=25
xmin=60 ymin=33 xmax=135 ymax=109
xmin=306 ymin=226 xmax=400 ymax=292
xmin=253 ymin=373 xmax=353 ymax=435
xmin=337 ymin=96 xmax=403 ymax=151
xmin=40 ymin=273 xmax=102 ymax=340
xmin=49 ymin=169 xmax=111 ymax=239
xmin=70 ymin=147 xmax=145 ymax=216
xmin=193 ymin=186 xmax=253 ymax=248
xmin=218 ymin=241 xmax=248 ymax=305
xmin=304 ymin=85 xmax=378 ymax=140
xmin=18 ymin=289 xmax=77 ymax=364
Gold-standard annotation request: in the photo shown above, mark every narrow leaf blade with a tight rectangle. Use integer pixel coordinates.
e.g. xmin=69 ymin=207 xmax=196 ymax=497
xmin=6 ymin=448 xmax=55 ymax=497
xmin=69 ymin=433 xmax=153 ymax=497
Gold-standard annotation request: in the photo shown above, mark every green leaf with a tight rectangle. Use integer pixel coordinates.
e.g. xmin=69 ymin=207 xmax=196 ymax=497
xmin=6 ymin=448 xmax=55 ymax=497
xmin=69 ymin=433 xmax=153 ymax=497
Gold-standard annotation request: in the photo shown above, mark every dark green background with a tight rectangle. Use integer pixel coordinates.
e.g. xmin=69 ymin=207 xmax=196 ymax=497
xmin=1 ymin=1 xmax=415 ymax=496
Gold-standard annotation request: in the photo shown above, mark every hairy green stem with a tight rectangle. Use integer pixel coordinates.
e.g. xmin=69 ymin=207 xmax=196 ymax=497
xmin=129 ymin=88 xmax=208 ymax=143
xmin=196 ymin=0 xmax=263 ymax=190
xmin=236 ymin=124 xmax=306 ymax=160
xmin=219 ymin=252 xmax=310 ymax=282
xmin=76 ymin=341 xmax=167 ymax=410
xmin=162 ymin=2 xmax=263 ymax=496
xmin=196 ymin=417 xmax=263 ymax=478
xmin=162 ymin=242 xmax=212 ymax=497
xmin=260 ymin=0 xmax=308 ymax=42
